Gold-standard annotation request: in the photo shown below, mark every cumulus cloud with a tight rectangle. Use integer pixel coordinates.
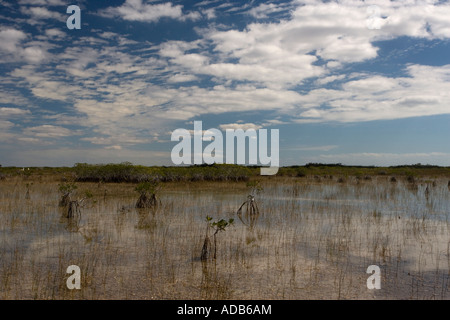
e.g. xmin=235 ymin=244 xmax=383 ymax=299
xmin=315 ymin=75 xmax=346 ymax=85
xmin=3 ymin=0 xmax=450 ymax=166
xmin=0 ymin=28 xmax=51 ymax=64
xmin=102 ymin=0 xmax=200 ymax=22
xmin=158 ymin=0 xmax=450 ymax=91
xmin=44 ymin=28 xmax=66 ymax=39
xmin=24 ymin=125 xmax=76 ymax=138
xmin=294 ymin=64 xmax=450 ymax=123
xmin=0 ymin=120 xmax=14 ymax=130
xmin=201 ymin=8 xmax=216 ymax=20
xmin=0 ymin=107 xmax=30 ymax=116
xmin=167 ymin=73 xmax=199 ymax=83
xmin=247 ymin=2 xmax=293 ymax=19
xmin=0 ymin=28 xmax=27 ymax=54
xmin=21 ymin=6 xmax=64 ymax=20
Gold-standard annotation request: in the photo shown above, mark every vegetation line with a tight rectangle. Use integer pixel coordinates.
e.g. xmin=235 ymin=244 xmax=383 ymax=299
xmin=1 ymin=162 xmax=450 ymax=183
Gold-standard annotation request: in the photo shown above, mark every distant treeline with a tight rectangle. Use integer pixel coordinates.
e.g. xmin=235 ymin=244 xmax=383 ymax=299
xmin=281 ymin=163 xmax=450 ymax=177
xmin=72 ymin=162 xmax=253 ymax=183
xmin=1 ymin=162 xmax=450 ymax=182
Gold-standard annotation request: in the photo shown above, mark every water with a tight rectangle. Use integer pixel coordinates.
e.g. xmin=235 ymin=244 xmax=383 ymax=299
xmin=0 ymin=176 xmax=449 ymax=299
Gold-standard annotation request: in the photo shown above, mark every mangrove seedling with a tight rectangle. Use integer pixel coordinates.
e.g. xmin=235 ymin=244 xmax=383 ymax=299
xmin=66 ymin=190 xmax=93 ymax=219
xmin=237 ymin=194 xmax=259 ymax=216
xmin=201 ymin=215 xmax=234 ymax=261
xmin=236 ymin=180 xmax=262 ymax=226
xmin=25 ymin=182 xmax=33 ymax=200
xmin=236 ymin=194 xmax=260 ymax=228
xmin=62 ymin=190 xmax=94 ymax=232
xmin=58 ymin=182 xmax=78 ymax=207
xmin=135 ymin=181 xmax=161 ymax=208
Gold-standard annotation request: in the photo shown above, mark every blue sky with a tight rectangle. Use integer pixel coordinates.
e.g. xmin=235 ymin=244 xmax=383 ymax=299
xmin=1 ymin=0 xmax=450 ymax=167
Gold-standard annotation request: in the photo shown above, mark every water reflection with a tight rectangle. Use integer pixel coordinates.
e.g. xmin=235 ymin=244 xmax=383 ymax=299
xmin=59 ymin=201 xmax=82 ymax=232
xmin=236 ymin=195 xmax=260 ymax=229
xmin=135 ymin=208 xmax=157 ymax=231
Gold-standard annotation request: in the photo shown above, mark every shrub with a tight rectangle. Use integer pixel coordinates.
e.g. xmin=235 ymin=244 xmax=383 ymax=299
xmin=135 ymin=181 xmax=161 ymax=208
xmin=407 ymin=175 xmax=416 ymax=183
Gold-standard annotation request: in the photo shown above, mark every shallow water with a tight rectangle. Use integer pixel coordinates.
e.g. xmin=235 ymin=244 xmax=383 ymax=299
xmin=0 ymin=176 xmax=449 ymax=299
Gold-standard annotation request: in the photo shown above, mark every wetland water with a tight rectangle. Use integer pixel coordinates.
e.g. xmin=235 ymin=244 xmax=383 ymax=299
xmin=0 ymin=176 xmax=449 ymax=299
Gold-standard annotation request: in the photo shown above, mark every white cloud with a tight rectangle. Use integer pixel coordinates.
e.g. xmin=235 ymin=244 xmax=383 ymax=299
xmin=22 ymin=6 xmax=64 ymax=20
xmin=0 ymin=120 xmax=14 ymax=130
xmin=201 ymin=8 xmax=216 ymax=20
xmin=194 ymin=0 xmax=222 ymax=7
xmin=102 ymin=0 xmax=199 ymax=23
xmin=18 ymin=0 xmax=67 ymax=6
xmin=0 ymin=107 xmax=30 ymax=116
xmin=247 ymin=2 xmax=291 ymax=19
xmin=167 ymin=73 xmax=199 ymax=83
xmin=160 ymin=31 xmax=324 ymax=88
xmin=315 ymin=75 xmax=346 ymax=85
xmin=0 ymin=28 xmax=51 ymax=64
xmin=0 ymin=28 xmax=27 ymax=53
xmin=81 ymin=135 xmax=148 ymax=146
xmin=4 ymin=0 xmax=450 ymax=163
xmin=163 ymin=0 xmax=450 ymax=91
xmin=24 ymin=125 xmax=75 ymax=138
xmin=218 ymin=123 xmax=263 ymax=131
xmin=294 ymin=64 xmax=450 ymax=123
xmin=22 ymin=46 xmax=49 ymax=63
xmin=17 ymin=137 xmax=41 ymax=143
xmin=104 ymin=145 xmax=122 ymax=150
xmin=44 ymin=28 xmax=66 ymax=39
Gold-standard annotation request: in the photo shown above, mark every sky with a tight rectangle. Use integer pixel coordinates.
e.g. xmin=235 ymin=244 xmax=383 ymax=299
xmin=1 ymin=0 xmax=450 ymax=167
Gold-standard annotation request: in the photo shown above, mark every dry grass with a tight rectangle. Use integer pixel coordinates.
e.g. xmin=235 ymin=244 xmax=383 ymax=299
xmin=0 ymin=175 xmax=449 ymax=299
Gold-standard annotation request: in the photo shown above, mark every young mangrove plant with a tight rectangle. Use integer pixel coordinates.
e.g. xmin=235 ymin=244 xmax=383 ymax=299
xmin=237 ymin=195 xmax=260 ymax=227
xmin=135 ymin=181 xmax=161 ymax=209
xmin=237 ymin=194 xmax=260 ymax=216
xmin=62 ymin=190 xmax=94 ymax=232
xmin=25 ymin=183 xmax=32 ymax=200
xmin=236 ymin=180 xmax=262 ymax=227
xmin=66 ymin=190 xmax=93 ymax=219
xmin=58 ymin=182 xmax=78 ymax=207
xmin=201 ymin=216 xmax=234 ymax=261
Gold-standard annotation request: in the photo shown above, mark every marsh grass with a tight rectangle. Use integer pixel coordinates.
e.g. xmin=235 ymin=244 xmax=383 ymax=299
xmin=0 ymin=175 xmax=449 ymax=299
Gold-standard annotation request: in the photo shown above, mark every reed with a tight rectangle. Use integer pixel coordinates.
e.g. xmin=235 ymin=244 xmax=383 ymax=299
xmin=0 ymin=174 xmax=449 ymax=299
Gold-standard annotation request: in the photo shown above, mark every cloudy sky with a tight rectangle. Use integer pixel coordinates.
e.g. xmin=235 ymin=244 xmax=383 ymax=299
xmin=1 ymin=0 xmax=450 ymax=167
